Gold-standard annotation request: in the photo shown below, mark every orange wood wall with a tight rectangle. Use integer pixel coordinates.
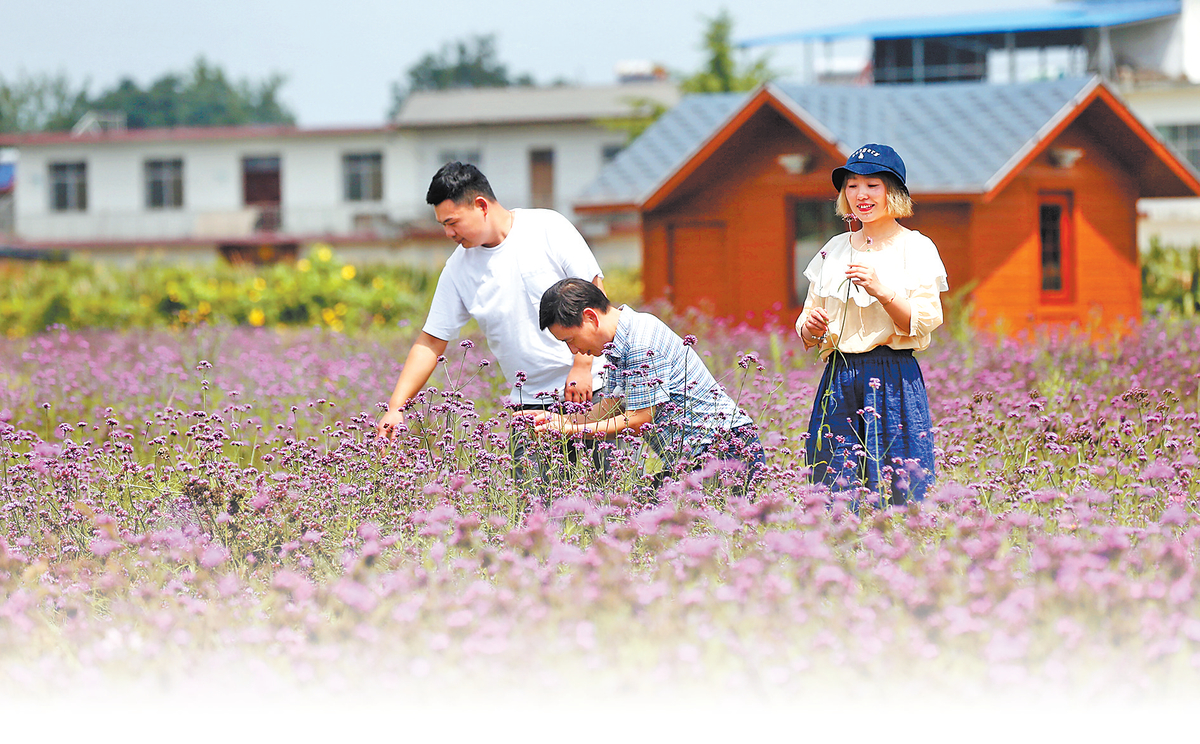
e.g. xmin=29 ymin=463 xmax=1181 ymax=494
xmin=642 ymin=104 xmax=844 ymax=324
xmin=900 ymin=202 xmax=970 ymax=317
xmin=966 ymin=124 xmax=1140 ymax=331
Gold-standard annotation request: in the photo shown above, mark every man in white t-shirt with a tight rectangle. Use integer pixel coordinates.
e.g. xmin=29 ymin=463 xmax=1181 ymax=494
xmin=376 ymin=162 xmax=606 ymax=448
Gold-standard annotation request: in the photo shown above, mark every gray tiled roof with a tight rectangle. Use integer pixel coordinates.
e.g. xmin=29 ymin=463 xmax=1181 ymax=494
xmin=577 ymin=92 xmax=747 ymax=207
xmin=394 ymin=81 xmax=680 ymax=127
xmin=577 ymin=77 xmax=1099 ymax=207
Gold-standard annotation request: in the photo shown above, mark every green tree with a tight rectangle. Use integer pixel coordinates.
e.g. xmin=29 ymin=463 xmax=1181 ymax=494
xmin=0 ymin=59 xmax=294 ymax=133
xmin=0 ymin=71 xmax=91 ymax=133
xmin=602 ymin=10 xmax=777 ymax=145
xmin=88 ymin=58 xmax=295 ymax=129
xmin=389 ymin=35 xmax=534 ymax=117
xmin=680 ymin=9 xmax=776 ymax=93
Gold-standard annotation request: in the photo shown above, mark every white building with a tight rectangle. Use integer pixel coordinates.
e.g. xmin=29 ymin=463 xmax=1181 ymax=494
xmin=0 ymin=81 xmax=679 ymax=267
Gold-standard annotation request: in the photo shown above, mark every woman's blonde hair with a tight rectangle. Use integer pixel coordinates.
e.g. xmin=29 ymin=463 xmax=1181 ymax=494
xmin=835 ymin=172 xmax=913 ymax=219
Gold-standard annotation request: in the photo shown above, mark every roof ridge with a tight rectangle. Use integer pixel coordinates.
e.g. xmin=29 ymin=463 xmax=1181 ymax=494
xmin=578 ymin=77 xmax=1104 ymax=207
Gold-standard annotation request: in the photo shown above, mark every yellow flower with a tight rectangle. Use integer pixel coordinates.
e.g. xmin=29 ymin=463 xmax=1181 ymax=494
xmin=198 ymin=301 xmax=212 ymax=315
xmin=321 ymin=307 xmax=337 ymax=324
xmin=371 ymin=277 xmax=384 ymax=290
xmin=341 ymin=265 xmax=356 ymax=280
xmin=315 ymin=245 xmax=333 ymax=262
xmin=253 ymin=277 xmax=267 ymax=291
xmin=297 ymin=259 xmax=311 ymax=272
xmin=334 ymin=302 xmax=348 ymax=317
xmin=248 ymin=308 xmax=266 ymax=327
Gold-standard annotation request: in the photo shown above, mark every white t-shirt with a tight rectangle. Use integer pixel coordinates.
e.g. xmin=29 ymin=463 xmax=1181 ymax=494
xmin=422 ymin=208 xmax=605 ymax=405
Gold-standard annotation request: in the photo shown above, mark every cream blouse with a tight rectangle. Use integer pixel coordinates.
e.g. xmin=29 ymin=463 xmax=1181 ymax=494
xmin=795 ymin=228 xmax=948 ymax=361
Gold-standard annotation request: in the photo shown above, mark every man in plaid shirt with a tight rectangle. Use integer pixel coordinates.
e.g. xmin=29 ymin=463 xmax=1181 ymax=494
xmin=532 ymin=278 xmax=764 ymax=486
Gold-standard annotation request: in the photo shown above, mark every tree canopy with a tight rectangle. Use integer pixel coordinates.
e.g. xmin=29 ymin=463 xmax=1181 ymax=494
xmin=602 ymin=10 xmax=778 ymax=144
xmin=90 ymin=58 xmax=295 ymax=129
xmin=389 ymin=35 xmax=534 ymax=117
xmin=0 ymin=59 xmax=295 ymax=133
xmin=680 ymin=9 xmax=777 ymax=93
xmin=0 ymin=72 xmax=90 ymax=133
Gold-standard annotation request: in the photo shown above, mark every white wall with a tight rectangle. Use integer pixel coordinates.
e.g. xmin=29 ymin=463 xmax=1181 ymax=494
xmin=385 ymin=131 xmax=423 ymax=224
xmin=276 ymin=133 xmax=400 ymax=235
xmin=1185 ymin=0 xmax=1200 ymax=82
xmin=1124 ymin=84 xmax=1200 ymax=124
xmin=1123 ymin=85 xmax=1200 ymax=250
xmin=411 ymin=121 xmax=628 ymax=221
xmin=13 ymin=131 xmax=406 ymax=241
xmin=1109 ymin=17 xmax=1182 ymax=78
xmin=10 ymin=120 xmax=628 ymax=244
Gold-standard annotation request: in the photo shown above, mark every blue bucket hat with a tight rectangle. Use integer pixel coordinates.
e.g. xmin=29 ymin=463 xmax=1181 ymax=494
xmin=832 ymin=144 xmax=907 ymax=193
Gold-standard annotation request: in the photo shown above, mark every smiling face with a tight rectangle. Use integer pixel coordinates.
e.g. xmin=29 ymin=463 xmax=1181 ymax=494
xmin=843 ymin=174 xmax=891 ymax=224
xmin=433 ymin=196 xmax=491 ymax=248
xmin=547 ymin=309 xmax=608 ymax=357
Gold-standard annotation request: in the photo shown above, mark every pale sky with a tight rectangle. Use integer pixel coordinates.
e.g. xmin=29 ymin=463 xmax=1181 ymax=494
xmin=2 ymin=0 xmax=1054 ymax=127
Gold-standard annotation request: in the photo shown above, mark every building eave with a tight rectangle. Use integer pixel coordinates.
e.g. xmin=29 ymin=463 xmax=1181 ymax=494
xmin=640 ymin=86 xmax=845 ymax=214
xmin=0 ymin=124 xmax=396 ymax=148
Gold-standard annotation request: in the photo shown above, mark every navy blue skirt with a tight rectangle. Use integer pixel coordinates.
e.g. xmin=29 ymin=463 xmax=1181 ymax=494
xmin=805 ymin=346 xmax=935 ymax=504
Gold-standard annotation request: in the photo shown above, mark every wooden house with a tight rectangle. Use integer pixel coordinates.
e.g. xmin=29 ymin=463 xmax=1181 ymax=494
xmin=575 ymin=77 xmax=1200 ymax=330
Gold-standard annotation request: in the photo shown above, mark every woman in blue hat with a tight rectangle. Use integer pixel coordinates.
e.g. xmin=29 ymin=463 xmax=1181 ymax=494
xmin=795 ymin=144 xmax=948 ymax=505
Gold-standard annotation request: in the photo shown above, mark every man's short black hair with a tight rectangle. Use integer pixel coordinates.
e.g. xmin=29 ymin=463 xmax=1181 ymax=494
xmin=425 ymin=161 xmax=498 ymax=206
xmin=539 ymin=278 xmax=611 ymax=330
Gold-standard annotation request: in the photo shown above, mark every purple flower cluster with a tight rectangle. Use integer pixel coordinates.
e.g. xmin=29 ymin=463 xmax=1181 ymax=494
xmin=0 ymin=316 xmax=1198 ymax=696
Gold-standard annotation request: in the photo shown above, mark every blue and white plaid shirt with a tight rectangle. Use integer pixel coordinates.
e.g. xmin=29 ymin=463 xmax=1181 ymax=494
xmin=603 ymin=306 xmax=753 ymax=466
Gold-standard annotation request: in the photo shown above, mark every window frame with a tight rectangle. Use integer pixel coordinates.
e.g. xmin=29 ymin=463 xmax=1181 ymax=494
xmin=1038 ymin=191 xmax=1075 ymax=305
xmin=787 ymin=196 xmax=842 ymax=308
xmin=145 ymin=158 xmax=184 ymax=210
xmin=49 ymin=161 xmax=87 ymax=212
xmin=1157 ymin=123 xmax=1200 ymax=169
xmin=342 ymin=152 xmax=383 ymax=202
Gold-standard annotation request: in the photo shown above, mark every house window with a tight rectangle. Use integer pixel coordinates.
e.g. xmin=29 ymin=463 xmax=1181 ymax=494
xmin=1039 ymin=192 xmax=1074 ymax=303
xmin=438 ymin=149 xmax=481 ymax=167
xmin=1157 ymin=124 xmax=1200 ymax=168
xmin=790 ymin=198 xmax=841 ymax=307
xmin=49 ymin=162 xmax=87 ymax=212
xmin=529 ymin=148 xmax=554 ymax=209
xmin=343 ymin=153 xmax=383 ymax=202
xmin=145 ymin=159 xmax=184 ymax=209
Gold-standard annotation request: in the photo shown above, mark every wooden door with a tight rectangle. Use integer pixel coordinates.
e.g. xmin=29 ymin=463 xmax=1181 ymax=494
xmin=243 ymin=156 xmax=281 ymax=231
xmin=668 ymin=221 xmax=728 ymax=316
xmin=529 ymin=149 xmax=554 ymax=209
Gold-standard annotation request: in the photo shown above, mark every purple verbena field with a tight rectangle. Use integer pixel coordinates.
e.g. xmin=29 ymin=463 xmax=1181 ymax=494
xmin=2 ymin=309 xmax=1200 ymax=703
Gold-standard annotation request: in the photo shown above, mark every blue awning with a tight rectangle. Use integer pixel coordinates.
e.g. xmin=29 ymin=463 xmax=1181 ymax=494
xmin=740 ymin=0 xmax=1180 ymax=46
xmin=0 ymin=163 xmax=13 ymax=192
